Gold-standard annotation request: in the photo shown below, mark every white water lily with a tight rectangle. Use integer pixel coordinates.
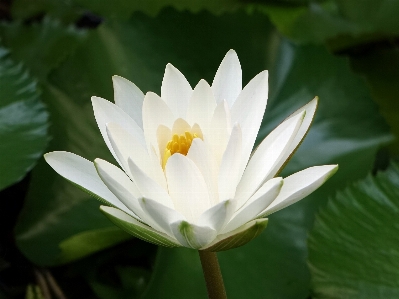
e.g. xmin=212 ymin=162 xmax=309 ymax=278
xmin=44 ymin=50 xmax=338 ymax=251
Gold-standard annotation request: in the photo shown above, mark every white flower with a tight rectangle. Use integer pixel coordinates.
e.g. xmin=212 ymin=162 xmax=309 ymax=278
xmin=44 ymin=50 xmax=338 ymax=251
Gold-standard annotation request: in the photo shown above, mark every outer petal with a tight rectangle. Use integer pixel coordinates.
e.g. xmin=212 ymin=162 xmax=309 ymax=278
xmin=165 ymin=154 xmax=211 ymax=223
xmin=106 ymin=122 xmax=167 ymax=190
xmin=230 ymin=70 xmax=268 ymax=177
xmin=186 ymin=79 xmax=217 ymax=136
xmin=94 ymin=158 xmax=145 ymax=221
xmin=223 ymin=178 xmax=283 ymax=233
xmin=170 ymin=220 xmax=217 ymax=249
xmin=112 ymin=75 xmax=144 ymax=128
xmin=128 ymin=158 xmax=174 ymax=209
xmin=212 ymin=49 xmax=242 ymax=107
xmin=260 ymin=165 xmax=339 ymax=216
xmin=196 ymin=199 xmax=236 ymax=233
xmin=218 ymin=124 xmax=242 ymax=202
xmin=201 ymin=218 xmax=268 ymax=252
xmin=142 ymin=92 xmax=175 ymax=157
xmin=100 ymin=206 xmax=180 ymax=247
xmin=161 ymin=63 xmax=192 ymax=118
xmin=92 ymin=97 xmax=145 ymax=165
xmin=235 ymin=111 xmax=305 ymax=207
xmin=44 ymin=152 xmax=131 ymax=215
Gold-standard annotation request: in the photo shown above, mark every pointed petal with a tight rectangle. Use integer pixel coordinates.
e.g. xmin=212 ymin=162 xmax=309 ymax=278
xmin=207 ymin=100 xmax=231 ymax=166
xmin=100 ymin=206 xmax=180 ymax=247
xmin=201 ymin=218 xmax=268 ymax=252
xmin=230 ymin=70 xmax=268 ymax=177
xmin=212 ymin=49 xmax=242 ymax=107
xmin=112 ymin=75 xmax=144 ymax=128
xmin=170 ymin=220 xmax=216 ymax=249
xmin=187 ymin=79 xmax=217 ymax=136
xmin=44 ymin=152 xmax=131 ymax=214
xmin=142 ymin=92 xmax=175 ymax=155
xmin=161 ymin=63 xmax=192 ymax=118
xmin=172 ymin=118 xmax=191 ymax=135
xmin=261 ymin=165 xmax=339 ymax=216
xmin=187 ymin=138 xmax=219 ymax=205
xmin=165 ymin=154 xmax=211 ymax=223
xmin=197 ymin=199 xmax=236 ymax=233
xmin=128 ymin=158 xmax=174 ymax=209
xmin=94 ymin=158 xmax=144 ymax=220
xmin=223 ymin=178 xmax=283 ymax=233
xmin=235 ymin=111 xmax=305 ymax=207
xmin=139 ymin=197 xmax=185 ymax=237
xmin=92 ymin=97 xmax=145 ymax=165
xmin=218 ymin=124 xmax=242 ymax=202
xmin=106 ymin=122 xmax=167 ymax=190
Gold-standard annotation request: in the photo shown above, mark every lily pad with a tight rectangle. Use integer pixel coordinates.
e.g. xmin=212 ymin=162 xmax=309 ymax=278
xmin=308 ymin=162 xmax=399 ymax=298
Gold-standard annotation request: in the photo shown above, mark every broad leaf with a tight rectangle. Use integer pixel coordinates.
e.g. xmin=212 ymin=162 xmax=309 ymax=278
xmin=0 ymin=48 xmax=48 ymax=191
xmin=309 ymin=162 xmax=399 ymax=299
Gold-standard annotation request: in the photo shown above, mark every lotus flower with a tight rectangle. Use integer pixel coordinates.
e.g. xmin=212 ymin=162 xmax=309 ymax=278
xmin=44 ymin=50 xmax=338 ymax=251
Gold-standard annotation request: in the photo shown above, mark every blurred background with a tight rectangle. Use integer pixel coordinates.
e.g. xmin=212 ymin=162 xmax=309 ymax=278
xmin=0 ymin=0 xmax=398 ymax=298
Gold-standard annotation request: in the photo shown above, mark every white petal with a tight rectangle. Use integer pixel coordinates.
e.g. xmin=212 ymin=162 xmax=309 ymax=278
xmin=223 ymin=178 xmax=283 ymax=233
xmin=207 ymin=100 xmax=232 ymax=166
xmin=212 ymin=49 xmax=242 ymax=107
xmin=94 ymin=158 xmax=145 ymax=221
xmin=165 ymin=154 xmax=211 ymax=223
xmin=139 ymin=197 xmax=185 ymax=237
xmin=261 ymin=165 xmax=339 ymax=216
xmin=44 ymin=151 xmax=131 ymax=214
xmin=187 ymin=138 xmax=219 ymax=205
xmin=112 ymin=75 xmax=144 ymax=128
xmin=161 ymin=63 xmax=192 ymax=118
xmin=170 ymin=220 xmax=216 ymax=249
xmin=142 ymin=92 xmax=175 ymax=156
xmin=197 ymin=199 xmax=236 ymax=233
xmin=187 ymin=79 xmax=217 ymax=136
xmin=172 ymin=118 xmax=191 ymax=135
xmin=128 ymin=157 xmax=174 ymax=209
xmin=92 ymin=97 xmax=145 ymax=166
xmin=230 ymin=70 xmax=268 ymax=177
xmin=235 ymin=111 xmax=305 ymax=207
xmin=106 ymin=122 xmax=167 ymax=190
xmin=218 ymin=124 xmax=242 ymax=202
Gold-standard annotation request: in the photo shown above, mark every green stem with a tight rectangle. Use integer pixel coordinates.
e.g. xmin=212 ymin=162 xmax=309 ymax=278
xmin=198 ymin=251 xmax=227 ymax=299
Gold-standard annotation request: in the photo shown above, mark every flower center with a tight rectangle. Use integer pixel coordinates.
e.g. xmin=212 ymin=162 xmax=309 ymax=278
xmin=162 ymin=131 xmax=199 ymax=169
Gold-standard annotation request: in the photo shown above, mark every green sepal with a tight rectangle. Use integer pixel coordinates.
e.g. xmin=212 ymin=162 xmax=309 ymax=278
xmin=100 ymin=206 xmax=180 ymax=248
xmin=201 ymin=218 xmax=268 ymax=252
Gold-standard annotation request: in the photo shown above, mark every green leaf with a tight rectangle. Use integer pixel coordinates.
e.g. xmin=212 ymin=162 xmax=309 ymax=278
xmin=308 ymin=162 xmax=399 ymax=299
xmin=0 ymin=17 xmax=86 ymax=80
xmin=0 ymin=48 xmax=49 ymax=191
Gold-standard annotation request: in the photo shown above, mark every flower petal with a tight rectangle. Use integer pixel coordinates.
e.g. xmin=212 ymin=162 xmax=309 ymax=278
xmin=94 ymin=158 xmax=144 ymax=220
xmin=92 ymin=96 xmax=145 ymax=165
xmin=197 ymin=199 xmax=236 ymax=233
xmin=260 ymin=165 xmax=339 ymax=216
xmin=223 ymin=178 xmax=283 ymax=233
xmin=161 ymin=63 xmax=192 ymax=118
xmin=106 ymin=122 xmax=167 ymax=190
xmin=230 ymin=70 xmax=268 ymax=177
xmin=186 ymin=79 xmax=217 ymax=136
xmin=128 ymin=157 xmax=174 ymax=209
xmin=212 ymin=49 xmax=242 ymax=107
xmin=139 ymin=197 xmax=185 ymax=237
xmin=165 ymin=154 xmax=211 ymax=223
xmin=201 ymin=218 xmax=268 ymax=252
xmin=100 ymin=206 xmax=180 ymax=247
xmin=170 ymin=220 xmax=216 ymax=249
xmin=235 ymin=111 xmax=305 ymax=207
xmin=218 ymin=124 xmax=242 ymax=202
xmin=44 ymin=151 xmax=131 ymax=214
xmin=112 ymin=75 xmax=144 ymax=128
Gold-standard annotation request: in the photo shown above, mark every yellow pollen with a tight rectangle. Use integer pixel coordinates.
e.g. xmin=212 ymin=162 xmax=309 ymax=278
xmin=162 ymin=131 xmax=199 ymax=169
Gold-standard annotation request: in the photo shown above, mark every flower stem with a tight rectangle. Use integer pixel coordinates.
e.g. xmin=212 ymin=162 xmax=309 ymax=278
xmin=198 ymin=251 xmax=227 ymax=299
